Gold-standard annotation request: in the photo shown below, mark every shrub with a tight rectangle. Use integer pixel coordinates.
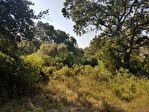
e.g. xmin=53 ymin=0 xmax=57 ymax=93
xmin=42 ymin=66 xmax=57 ymax=75
xmin=38 ymin=43 xmax=57 ymax=56
xmin=37 ymin=43 xmax=78 ymax=67
xmin=112 ymin=69 xmax=138 ymax=101
xmin=129 ymin=55 xmax=149 ymax=76
xmin=0 ymin=52 xmax=17 ymax=94
xmin=23 ymin=53 xmax=45 ymax=69
xmin=0 ymin=51 xmax=40 ymax=98
xmin=52 ymin=66 xmax=75 ymax=80
xmin=82 ymin=57 xmax=98 ymax=67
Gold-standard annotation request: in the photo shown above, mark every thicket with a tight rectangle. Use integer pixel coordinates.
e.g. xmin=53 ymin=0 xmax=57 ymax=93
xmin=1 ymin=65 xmax=149 ymax=112
xmin=0 ymin=51 xmax=39 ymax=98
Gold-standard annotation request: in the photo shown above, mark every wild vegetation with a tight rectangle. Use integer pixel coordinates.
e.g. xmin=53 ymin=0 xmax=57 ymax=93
xmin=0 ymin=0 xmax=149 ymax=112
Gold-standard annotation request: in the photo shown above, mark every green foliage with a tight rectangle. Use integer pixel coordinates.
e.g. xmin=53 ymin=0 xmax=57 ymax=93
xmin=0 ymin=51 xmax=16 ymax=75
xmin=38 ymin=43 xmax=57 ymax=56
xmin=129 ymin=54 xmax=149 ymax=76
xmin=144 ymin=56 xmax=149 ymax=74
xmin=0 ymin=0 xmax=49 ymax=98
xmin=17 ymin=40 xmax=40 ymax=55
xmin=0 ymin=0 xmax=35 ymax=41
xmin=63 ymin=0 xmax=149 ymax=70
xmin=81 ymin=48 xmax=98 ymax=67
xmin=0 ymin=33 xmax=17 ymax=55
xmin=37 ymin=43 xmax=80 ymax=67
xmin=47 ymin=65 xmax=149 ymax=111
xmin=0 ymin=0 xmax=48 ymax=42
xmin=0 ymin=1 xmax=149 ymax=111
xmin=113 ymin=71 xmax=137 ymax=101
xmin=85 ymin=36 xmax=149 ymax=76
xmin=35 ymin=21 xmax=77 ymax=52
xmin=0 ymin=51 xmax=39 ymax=97
xmin=1 ymin=61 xmax=149 ymax=111
xmin=23 ymin=53 xmax=45 ymax=69
xmin=42 ymin=66 xmax=57 ymax=75
xmin=52 ymin=66 xmax=75 ymax=78
xmin=84 ymin=37 xmax=122 ymax=71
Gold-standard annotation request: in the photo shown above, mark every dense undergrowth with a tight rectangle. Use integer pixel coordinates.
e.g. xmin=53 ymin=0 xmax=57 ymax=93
xmin=0 ymin=39 xmax=148 ymax=112
xmin=1 ymin=64 xmax=149 ymax=112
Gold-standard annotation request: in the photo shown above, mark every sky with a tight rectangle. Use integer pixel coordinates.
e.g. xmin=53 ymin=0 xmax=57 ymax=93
xmin=31 ymin=0 xmax=95 ymax=48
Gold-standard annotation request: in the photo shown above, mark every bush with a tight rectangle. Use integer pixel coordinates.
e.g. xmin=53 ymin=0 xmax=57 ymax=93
xmin=0 ymin=52 xmax=17 ymax=93
xmin=0 ymin=51 xmax=40 ymax=98
xmin=52 ymin=66 xmax=75 ymax=80
xmin=42 ymin=66 xmax=57 ymax=75
xmin=38 ymin=43 xmax=57 ymax=56
xmin=37 ymin=43 xmax=78 ymax=67
xmin=112 ymin=69 xmax=138 ymax=101
xmin=144 ymin=55 xmax=149 ymax=75
xmin=82 ymin=57 xmax=98 ymax=67
xmin=128 ymin=54 xmax=149 ymax=77
xmin=23 ymin=53 xmax=46 ymax=69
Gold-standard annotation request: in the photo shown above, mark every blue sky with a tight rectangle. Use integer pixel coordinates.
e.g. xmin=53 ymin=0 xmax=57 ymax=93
xmin=31 ymin=0 xmax=95 ymax=48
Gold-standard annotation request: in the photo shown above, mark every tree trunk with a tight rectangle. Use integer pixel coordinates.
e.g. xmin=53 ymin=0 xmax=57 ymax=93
xmin=124 ymin=50 xmax=131 ymax=69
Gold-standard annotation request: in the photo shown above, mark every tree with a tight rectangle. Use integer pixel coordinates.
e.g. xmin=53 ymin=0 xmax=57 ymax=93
xmin=0 ymin=0 xmax=35 ymax=41
xmin=0 ymin=0 xmax=49 ymax=41
xmin=35 ymin=21 xmax=78 ymax=52
xmin=87 ymin=36 xmax=123 ymax=71
xmin=0 ymin=0 xmax=49 ymax=96
xmin=0 ymin=0 xmax=48 ymax=55
xmin=62 ymin=0 xmax=149 ymax=69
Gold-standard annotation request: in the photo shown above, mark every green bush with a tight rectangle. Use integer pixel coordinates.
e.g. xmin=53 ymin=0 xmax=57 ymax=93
xmin=0 ymin=52 xmax=17 ymax=95
xmin=0 ymin=51 xmax=40 ymax=98
xmin=37 ymin=43 xmax=79 ymax=67
xmin=81 ymin=57 xmax=98 ymax=67
xmin=23 ymin=53 xmax=45 ymax=69
xmin=52 ymin=66 xmax=75 ymax=80
xmin=38 ymin=43 xmax=57 ymax=56
xmin=112 ymin=69 xmax=138 ymax=101
xmin=42 ymin=66 xmax=57 ymax=75
xmin=144 ymin=55 xmax=149 ymax=75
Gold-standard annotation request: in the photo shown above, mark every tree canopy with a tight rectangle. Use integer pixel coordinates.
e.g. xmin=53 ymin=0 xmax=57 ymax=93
xmin=0 ymin=0 xmax=36 ymax=41
xmin=35 ymin=21 xmax=78 ymax=52
xmin=62 ymin=0 xmax=149 ymax=68
xmin=0 ymin=0 xmax=49 ymax=41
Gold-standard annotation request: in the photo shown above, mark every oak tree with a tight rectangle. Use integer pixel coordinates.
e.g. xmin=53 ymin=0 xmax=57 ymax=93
xmin=62 ymin=0 xmax=149 ymax=68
